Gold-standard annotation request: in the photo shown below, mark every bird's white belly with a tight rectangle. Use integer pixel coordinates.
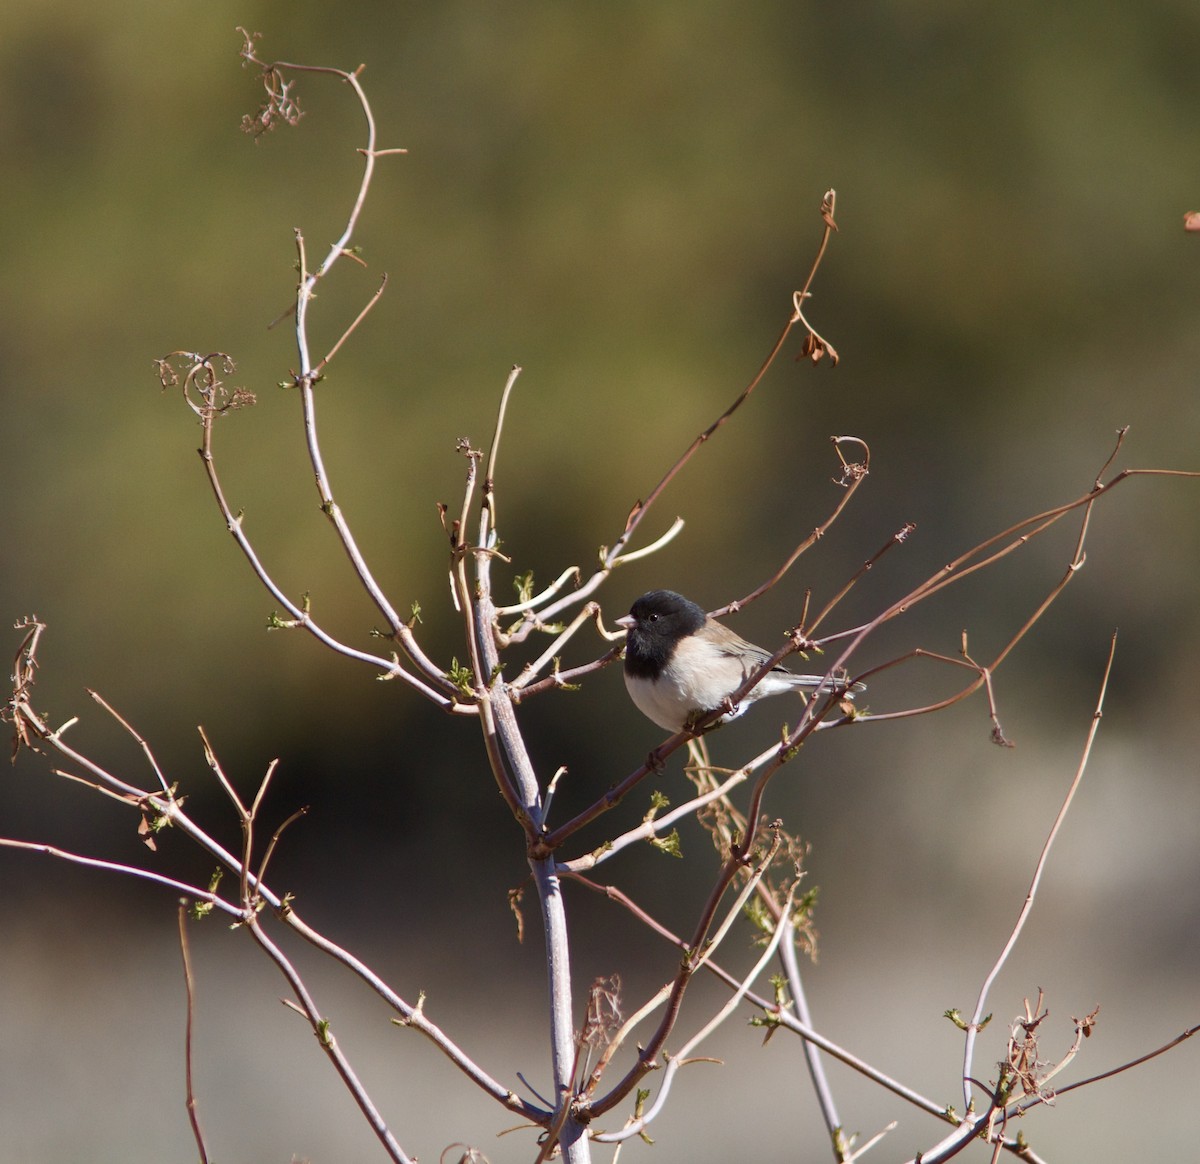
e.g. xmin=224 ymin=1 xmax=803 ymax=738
xmin=623 ymin=667 xmax=747 ymax=732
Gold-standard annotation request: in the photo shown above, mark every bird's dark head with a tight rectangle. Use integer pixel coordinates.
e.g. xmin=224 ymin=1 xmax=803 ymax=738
xmin=617 ymin=590 xmax=707 ymax=678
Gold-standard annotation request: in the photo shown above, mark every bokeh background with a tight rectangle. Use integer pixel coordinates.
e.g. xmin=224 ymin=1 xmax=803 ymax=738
xmin=2 ymin=2 xmax=1198 ymax=1161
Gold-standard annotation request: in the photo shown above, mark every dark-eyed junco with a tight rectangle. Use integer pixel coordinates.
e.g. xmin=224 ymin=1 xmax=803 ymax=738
xmin=617 ymin=589 xmax=860 ymax=732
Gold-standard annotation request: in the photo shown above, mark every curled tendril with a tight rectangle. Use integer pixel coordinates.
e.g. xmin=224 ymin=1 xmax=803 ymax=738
xmin=237 ymin=28 xmax=304 ymax=138
xmin=154 ymin=352 xmax=255 ymax=421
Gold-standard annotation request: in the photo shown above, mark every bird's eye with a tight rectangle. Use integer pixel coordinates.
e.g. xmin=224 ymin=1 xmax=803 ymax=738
xmin=648 ymin=613 xmax=659 ymax=622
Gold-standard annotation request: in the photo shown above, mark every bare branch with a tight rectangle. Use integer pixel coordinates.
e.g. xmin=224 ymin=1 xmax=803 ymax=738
xmin=593 ymin=876 xmax=796 ymax=1142
xmin=482 ymin=365 xmax=523 ymax=537
xmin=177 ymin=904 xmax=211 ymax=1164
xmin=495 ymin=566 xmax=583 ymax=619
xmin=88 ymin=689 xmax=175 ymax=796
xmin=0 ymin=839 xmax=238 ymax=919
xmin=159 ymin=353 xmax=467 ymax=707
xmin=533 ymin=192 xmax=844 ymax=628
xmin=778 ymin=915 xmax=842 ymax=1151
xmin=313 ymin=272 xmax=389 ymax=376
xmin=960 ymin=632 xmax=1118 ymax=1111
xmin=1053 ymin=1022 xmax=1200 ymax=1097
xmin=558 ymin=767 xmax=749 ymax=874
xmin=244 ymin=914 xmax=415 ymax=1164
xmin=587 ymin=827 xmax=784 ymax=1117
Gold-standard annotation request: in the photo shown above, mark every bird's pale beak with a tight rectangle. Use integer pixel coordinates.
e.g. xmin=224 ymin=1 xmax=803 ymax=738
xmin=615 ymin=614 xmax=634 ymax=631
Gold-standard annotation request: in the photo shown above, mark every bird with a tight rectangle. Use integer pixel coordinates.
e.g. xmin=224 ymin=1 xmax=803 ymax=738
xmin=616 ymin=589 xmax=860 ymax=733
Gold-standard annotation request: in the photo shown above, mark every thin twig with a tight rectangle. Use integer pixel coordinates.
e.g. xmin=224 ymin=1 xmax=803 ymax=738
xmin=583 ymin=835 xmax=786 ymax=1102
xmin=572 ymin=876 xmax=941 ymax=1113
xmin=510 ymin=644 xmax=624 ymax=701
xmin=532 ymin=192 xmax=843 ymax=628
xmin=238 ymin=42 xmax=453 ymax=698
xmin=509 ymin=603 xmax=604 ymax=689
xmin=960 ymin=631 xmax=1119 ymax=1112
xmin=499 ymin=515 xmax=685 ymax=644
xmin=199 ymin=725 xmax=246 ymax=816
xmin=587 ymin=828 xmax=784 ymax=1118
xmin=198 ymin=726 xmax=260 ymax=910
xmin=594 ymin=880 xmax=796 ymax=1143
xmin=88 ymin=690 xmax=174 ymax=796
xmin=158 ymin=351 xmax=465 ymax=705
xmin=765 ymin=448 xmax=1200 ymax=783
xmin=483 ymin=365 xmax=522 ymax=535
xmin=177 ymin=904 xmax=211 ymax=1164
xmin=804 ymin=521 xmax=915 ymax=636
xmin=313 ymin=273 xmax=389 ymax=376
xmin=245 ymin=915 xmax=415 ymax=1164
xmin=10 ymin=679 xmax=544 ymax=1123
xmin=1053 ymin=1022 xmax=1200 ymax=1096
xmin=715 ymin=439 xmax=872 ymax=620
xmin=558 ymin=767 xmax=750 ymax=874
xmin=0 ymin=839 xmax=238 ymax=917
xmin=495 ymin=566 xmax=582 ymax=618
xmin=255 ymin=804 xmax=309 ymax=891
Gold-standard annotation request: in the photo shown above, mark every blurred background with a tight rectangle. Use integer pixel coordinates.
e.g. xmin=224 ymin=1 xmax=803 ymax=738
xmin=2 ymin=1 xmax=1198 ymax=1160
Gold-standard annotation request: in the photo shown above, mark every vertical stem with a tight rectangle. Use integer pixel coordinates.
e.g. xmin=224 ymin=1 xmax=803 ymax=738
xmin=779 ymin=918 xmax=844 ymax=1158
xmin=472 ymin=552 xmax=590 ymax=1163
xmin=177 ymin=904 xmax=211 ymax=1164
xmin=531 ymin=856 xmax=588 ymax=1161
